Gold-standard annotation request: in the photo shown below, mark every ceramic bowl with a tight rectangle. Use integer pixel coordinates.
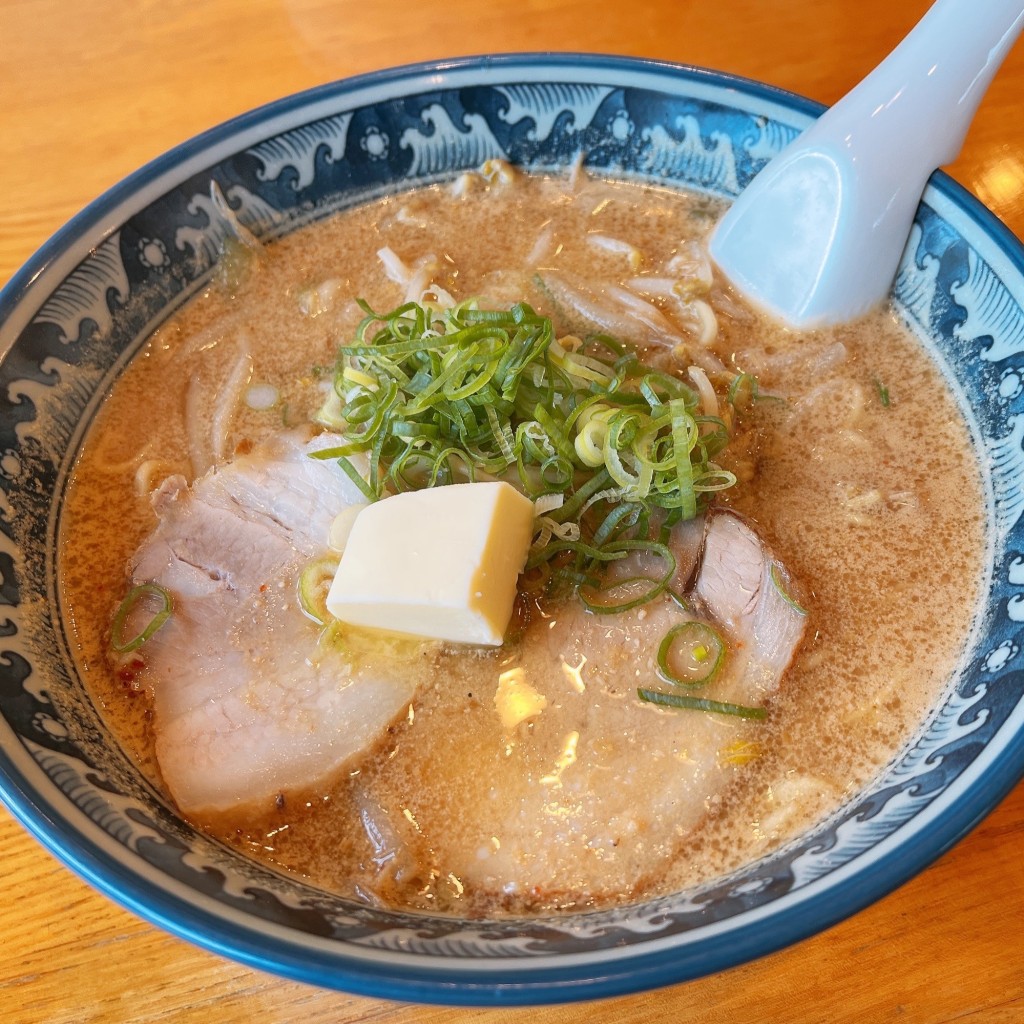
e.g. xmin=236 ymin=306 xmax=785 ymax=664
xmin=1 ymin=54 xmax=1023 ymax=1005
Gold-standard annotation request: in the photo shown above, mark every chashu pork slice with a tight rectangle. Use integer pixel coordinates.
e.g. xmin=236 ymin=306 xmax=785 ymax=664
xmin=129 ymin=429 xmax=419 ymax=817
xmin=695 ymin=510 xmax=808 ymax=698
xmin=353 ymin=510 xmax=808 ymax=908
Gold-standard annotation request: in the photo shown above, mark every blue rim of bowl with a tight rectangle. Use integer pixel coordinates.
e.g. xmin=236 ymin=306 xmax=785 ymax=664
xmin=1 ymin=52 xmax=1022 ymax=1006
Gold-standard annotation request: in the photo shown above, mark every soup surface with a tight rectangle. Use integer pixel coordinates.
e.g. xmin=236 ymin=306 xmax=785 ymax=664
xmin=59 ymin=168 xmax=985 ymax=915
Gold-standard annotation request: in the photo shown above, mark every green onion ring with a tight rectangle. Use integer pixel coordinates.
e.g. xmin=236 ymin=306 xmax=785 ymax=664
xmin=111 ymin=583 xmax=173 ymax=653
xmin=579 ymin=540 xmax=676 ymax=614
xmin=298 ymin=558 xmax=340 ymax=625
xmin=656 ymin=621 xmax=726 ymax=687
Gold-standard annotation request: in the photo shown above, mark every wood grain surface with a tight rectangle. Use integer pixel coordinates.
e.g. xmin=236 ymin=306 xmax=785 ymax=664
xmin=2 ymin=0 xmax=1024 ymax=1021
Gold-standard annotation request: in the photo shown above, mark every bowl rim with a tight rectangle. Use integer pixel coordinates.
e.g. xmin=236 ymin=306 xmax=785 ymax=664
xmin=0 ymin=51 xmax=825 ymax=340
xmin=2 ymin=51 xmax=1023 ymax=1006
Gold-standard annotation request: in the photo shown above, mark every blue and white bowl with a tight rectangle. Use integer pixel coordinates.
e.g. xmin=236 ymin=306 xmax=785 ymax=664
xmin=1 ymin=54 xmax=1023 ymax=1005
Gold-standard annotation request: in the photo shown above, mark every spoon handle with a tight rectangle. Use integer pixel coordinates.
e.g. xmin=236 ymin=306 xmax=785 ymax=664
xmin=709 ymin=0 xmax=1024 ymax=327
xmin=836 ymin=0 xmax=1024 ymax=169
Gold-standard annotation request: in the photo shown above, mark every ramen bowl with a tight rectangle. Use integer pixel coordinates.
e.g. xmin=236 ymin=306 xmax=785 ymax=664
xmin=1 ymin=54 xmax=1023 ymax=1005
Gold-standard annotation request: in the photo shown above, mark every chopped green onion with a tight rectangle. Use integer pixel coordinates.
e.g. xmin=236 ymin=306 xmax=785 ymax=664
xmin=318 ymin=299 xmax=732 ymax=515
xmin=873 ymin=377 xmax=891 ymax=408
xmin=727 ymin=372 xmax=759 ymax=410
xmin=769 ymin=563 xmax=808 ymax=615
xmin=317 ymin=298 xmax=740 ymax=619
xmin=656 ymin=621 xmax=726 ymax=687
xmin=579 ymin=541 xmax=677 ymax=614
xmin=111 ymin=583 xmax=173 ymax=653
xmin=669 ymin=400 xmax=697 ymax=519
xmin=637 ymin=686 xmax=767 ymax=720
xmin=298 ymin=558 xmax=339 ymax=625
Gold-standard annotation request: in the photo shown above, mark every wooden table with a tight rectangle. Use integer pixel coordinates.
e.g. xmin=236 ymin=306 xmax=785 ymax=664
xmin=2 ymin=0 xmax=1023 ymax=1020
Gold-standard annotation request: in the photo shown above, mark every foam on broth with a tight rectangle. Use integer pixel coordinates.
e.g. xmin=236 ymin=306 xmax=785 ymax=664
xmin=58 ymin=171 xmax=985 ymax=915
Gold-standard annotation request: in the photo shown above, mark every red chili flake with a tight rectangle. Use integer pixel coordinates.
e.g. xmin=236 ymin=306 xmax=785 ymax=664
xmin=116 ymin=654 xmax=147 ymax=689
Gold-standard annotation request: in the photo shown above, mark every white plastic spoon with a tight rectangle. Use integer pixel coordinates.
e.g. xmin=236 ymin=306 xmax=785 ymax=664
xmin=708 ymin=0 xmax=1024 ymax=328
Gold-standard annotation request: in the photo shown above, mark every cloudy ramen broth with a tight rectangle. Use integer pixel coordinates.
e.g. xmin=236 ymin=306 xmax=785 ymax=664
xmin=59 ymin=169 xmax=984 ymax=915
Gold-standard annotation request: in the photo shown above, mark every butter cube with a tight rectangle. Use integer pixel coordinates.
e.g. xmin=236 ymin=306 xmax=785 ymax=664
xmin=326 ymin=482 xmax=535 ymax=645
